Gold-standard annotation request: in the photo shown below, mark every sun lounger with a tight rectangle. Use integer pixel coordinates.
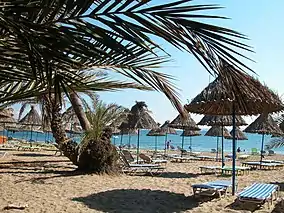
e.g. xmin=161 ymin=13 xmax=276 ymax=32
xmin=199 ymin=166 xmax=221 ymax=174
xmin=0 ymin=151 xmax=7 ymax=158
xmin=242 ymin=161 xmax=284 ymax=170
xmin=238 ymin=154 xmax=250 ymax=160
xmin=17 ymin=145 xmax=41 ymax=151
xmin=139 ymin=153 xmax=168 ymax=165
xmin=237 ymin=183 xmax=279 ymax=208
xmin=268 ymin=150 xmax=276 ymax=156
xmin=221 ymin=166 xmax=250 ymax=175
xmin=171 ymin=156 xmax=199 ymax=163
xmin=196 ymin=155 xmax=216 ymax=161
xmin=192 ymin=180 xmax=233 ymax=198
xmin=251 ymin=148 xmax=259 ymax=155
xmin=119 ymin=152 xmax=165 ymax=176
xmin=121 ymin=150 xmax=144 ymax=164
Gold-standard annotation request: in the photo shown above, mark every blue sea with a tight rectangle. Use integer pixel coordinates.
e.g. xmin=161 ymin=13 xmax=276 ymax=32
xmin=4 ymin=129 xmax=284 ymax=154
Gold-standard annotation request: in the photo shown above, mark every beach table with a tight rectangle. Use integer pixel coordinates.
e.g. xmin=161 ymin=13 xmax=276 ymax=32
xmin=171 ymin=156 xmax=199 ymax=163
xmin=242 ymin=161 xmax=284 ymax=170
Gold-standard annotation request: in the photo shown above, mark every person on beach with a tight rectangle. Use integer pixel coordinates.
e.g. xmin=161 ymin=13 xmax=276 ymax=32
xmin=166 ymin=140 xmax=171 ymax=150
xmin=237 ymin=147 xmax=241 ymax=153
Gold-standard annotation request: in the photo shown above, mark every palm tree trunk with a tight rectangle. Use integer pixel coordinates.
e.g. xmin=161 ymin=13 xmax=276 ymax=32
xmin=69 ymin=92 xmax=91 ymax=130
xmin=50 ymin=101 xmax=78 ymax=165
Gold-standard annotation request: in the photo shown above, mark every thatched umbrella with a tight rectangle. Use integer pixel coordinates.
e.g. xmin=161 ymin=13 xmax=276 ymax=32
xmin=160 ymin=120 xmax=177 ymax=154
xmin=185 ymin=63 xmax=283 ymax=195
xmin=19 ymin=106 xmax=42 ymax=141
xmin=122 ymin=101 xmax=158 ymax=161
xmin=0 ymin=108 xmax=16 ymax=138
xmin=198 ymin=115 xmax=247 ymax=167
xmin=147 ymin=128 xmax=166 ymax=152
xmin=226 ymin=127 xmax=248 ymax=140
xmin=244 ymin=113 xmax=283 ymax=162
xmin=205 ymin=126 xmax=232 ymax=160
xmin=180 ymin=129 xmax=201 ymax=152
xmin=169 ymin=113 xmax=200 ymax=153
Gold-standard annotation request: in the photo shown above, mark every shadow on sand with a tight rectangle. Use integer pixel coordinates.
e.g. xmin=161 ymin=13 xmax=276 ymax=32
xmin=13 ymin=153 xmax=55 ymax=157
xmin=157 ymin=172 xmax=199 ymax=179
xmin=72 ymin=189 xmax=205 ymax=213
xmin=270 ymin=182 xmax=284 ymax=191
xmin=226 ymin=199 xmax=261 ymax=212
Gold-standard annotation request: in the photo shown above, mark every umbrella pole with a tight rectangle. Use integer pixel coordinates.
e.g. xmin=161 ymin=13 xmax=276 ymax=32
xmin=164 ymin=133 xmax=168 ymax=155
xmin=181 ymin=128 xmax=185 ymax=157
xmin=155 ymin=136 xmax=158 ymax=152
xmin=216 ymin=136 xmax=219 ymax=161
xmin=221 ymin=125 xmax=225 ymax=168
xmin=136 ymin=129 xmax=140 ymax=163
xmin=30 ymin=124 xmax=33 ymax=141
xmin=128 ymin=133 xmax=131 ymax=150
xmin=190 ymin=136 xmax=192 ymax=153
xmin=260 ymin=133 xmax=265 ymax=162
xmin=113 ymin=136 xmax=116 ymax=145
xmin=120 ymin=134 xmax=123 ymax=148
xmin=232 ymin=105 xmax=237 ymax=195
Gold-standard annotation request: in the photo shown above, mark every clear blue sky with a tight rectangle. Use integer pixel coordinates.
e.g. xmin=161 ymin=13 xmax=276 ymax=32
xmin=14 ymin=1 xmax=284 ymax=127
xmin=96 ymin=0 xmax=284 ymax=126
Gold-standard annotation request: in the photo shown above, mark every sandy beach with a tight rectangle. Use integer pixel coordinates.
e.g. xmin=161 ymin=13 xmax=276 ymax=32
xmin=1 ymin=149 xmax=284 ymax=213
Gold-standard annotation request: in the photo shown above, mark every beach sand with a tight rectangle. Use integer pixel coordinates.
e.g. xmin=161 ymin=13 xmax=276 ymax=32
xmin=0 ymin=149 xmax=284 ymax=213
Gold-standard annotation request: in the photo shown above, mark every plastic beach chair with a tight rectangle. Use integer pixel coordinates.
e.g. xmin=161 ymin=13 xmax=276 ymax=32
xmin=192 ymin=180 xmax=233 ymax=198
xmin=119 ymin=152 xmax=165 ymax=176
xmin=237 ymin=183 xmax=279 ymax=208
xmin=251 ymin=148 xmax=258 ymax=155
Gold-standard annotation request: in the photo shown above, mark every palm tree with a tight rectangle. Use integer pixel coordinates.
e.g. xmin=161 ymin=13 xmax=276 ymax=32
xmin=77 ymin=98 xmax=129 ymax=172
xmin=0 ymin=1 xmax=254 ymax=172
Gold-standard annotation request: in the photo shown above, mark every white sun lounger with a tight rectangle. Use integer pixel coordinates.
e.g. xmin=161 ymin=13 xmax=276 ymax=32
xmin=192 ymin=180 xmax=233 ymax=198
xmin=237 ymin=183 xmax=279 ymax=208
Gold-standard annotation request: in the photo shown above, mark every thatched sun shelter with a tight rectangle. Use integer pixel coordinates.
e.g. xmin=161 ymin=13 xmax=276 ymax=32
xmin=198 ymin=115 xmax=247 ymax=166
xmin=19 ymin=106 xmax=42 ymax=141
xmin=180 ymin=129 xmax=201 ymax=152
xmin=205 ymin=126 xmax=232 ymax=160
xmin=244 ymin=113 xmax=283 ymax=162
xmin=185 ymin=63 xmax=284 ymax=195
xmin=147 ymin=127 xmax=166 ymax=151
xmin=169 ymin=112 xmax=200 ymax=153
xmin=121 ymin=101 xmax=158 ymax=160
xmin=160 ymin=120 xmax=177 ymax=153
xmin=226 ymin=127 xmax=248 ymax=140
xmin=198 ymin=115 xmax=247 ymax=126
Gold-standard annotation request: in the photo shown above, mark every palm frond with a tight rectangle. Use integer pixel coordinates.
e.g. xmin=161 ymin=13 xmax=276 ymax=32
xmin=266 ymin=137 xmax=284 ymax=149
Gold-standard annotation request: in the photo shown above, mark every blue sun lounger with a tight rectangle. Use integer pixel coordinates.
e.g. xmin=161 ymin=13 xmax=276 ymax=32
xmin=237 ymin=183 xmax=279 ymax=208
xmin=192 ymin=180 xmax=233 ymax=198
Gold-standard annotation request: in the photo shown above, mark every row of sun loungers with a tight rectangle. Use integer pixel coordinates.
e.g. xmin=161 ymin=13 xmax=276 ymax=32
xmin=199 ymin=166 xmax=250 ymax=175
xmin=242 ymin=161 xmax=284 ymax=170
xmin=192 ymin=181 xmax=279 ymax=208
xmin=119 ymin=151 xmax=166 ymax=176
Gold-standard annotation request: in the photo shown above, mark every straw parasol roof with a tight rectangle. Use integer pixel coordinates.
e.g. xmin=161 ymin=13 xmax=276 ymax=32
xmin=0 ymin=108 xmax=14 ymax=118
xmin=147 ymin=128 xmax=166 ymax=136
xmin=205 ymin=126 xmax=232 ymax=138
xmin=160 ymin=120 xmax=177 ymax=134
xmin=169 ymin=113 xmax=200 ymax=130
xmin=198 ymin=115 xmax=247 ymax=126
xmin=225 ymin=127 xmax=248 ymax=140
xmin=181 ymin=130 xmax=201 ymax=137
xmin=121 ymin=101 xmax=158 ymax=130
xmin=19 ymin=106 xmax=42 ymax=126
xmin=244 ymin=113 xmax=283 ymax=135
xmin=185 ymin=64 xmax=284 ymax=115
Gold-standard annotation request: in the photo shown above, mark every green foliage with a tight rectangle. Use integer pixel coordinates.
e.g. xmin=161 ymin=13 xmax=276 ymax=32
xmin=0 ymin=0 xmax=253 ymax=116
xmin=82 ymin=98 xmax=128 ymax=141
